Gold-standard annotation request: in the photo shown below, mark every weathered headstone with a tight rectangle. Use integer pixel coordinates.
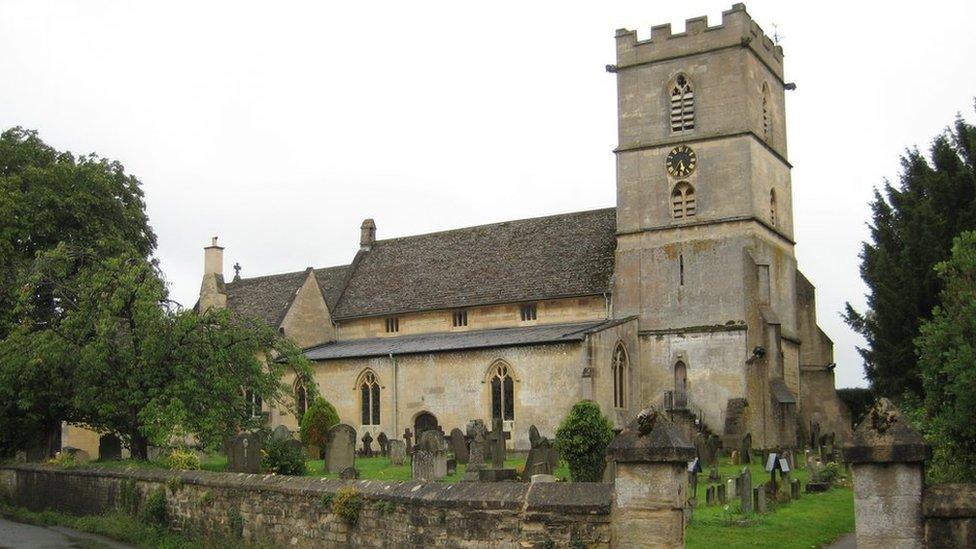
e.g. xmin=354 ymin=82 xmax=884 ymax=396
xmin=339 ymin=466 xmax=360 ymax=480
xmin=62 ymin=447 xmax=91 ymax=464
xmin=271 ymin=425 xmax=293 ymax=442
xmin=730 ymin=450 xmax=739 ymax=465
xmin=717 ymin=482 xmax=727 ymax=503
xmin=403 ymin=428 xmax=413 ymax=455
xmin=377 ymin=432 xmax=389 ymax=457
xmin=819 ymin=432 xmax=835 ymax=462
xmin=486 ymin=418 xmax=511 ymax=469
xmin=726 ymin=477 xmax=736 ymax=499
xmin=226 ymin=432 xmax=262 ymax=473
xmin=412 ymin=448 xmax=435 ymax=481
xmin=523 ymin=425 xmax=559 ymax=481
xmin=465 ymin=419 xmax=487 ymax=440
xmin=418 ymin=430 xmax=447 ymax=479
xmin=708 ymin=463 xmax=720 ymax=482
xmin=461 ymin=432 xmax=487 ymax=482
xmin=739 ymin=433 xmax=752 ymax=464
xmin=809 ymin=421 xmax=821 ymax=452
xmin=98 ymin=434 xmax=122 ymax=461
xmin=694 ymin=432 xmax=710 ymax=466
xmin=705 ymin=485 xmax=716 ymax=506
xmin=448 ymin=428 xmax=468 ymax=464
xmin=790 ymin=478 xmax=801 ymax=500
xmin=325 ymin=424 xmax=356 ymax=474
xmin=754 ymin=484 xmax=767 ymax=513
xmin=361 ymin=431 xmax=374 ymax=457
xmin=388 ymin=439 xmax=406 ymax=465
xmin=740 ymin=467 xmax=753 ymax=514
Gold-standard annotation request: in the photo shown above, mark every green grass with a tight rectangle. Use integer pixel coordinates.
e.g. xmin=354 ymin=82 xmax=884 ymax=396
xmin=686 ymin=458 xmax=855 ymax=549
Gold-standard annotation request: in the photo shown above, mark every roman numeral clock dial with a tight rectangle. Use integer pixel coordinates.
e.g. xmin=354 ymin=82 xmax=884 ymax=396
xmin=666 ymin=145 xmax=697 ymax=178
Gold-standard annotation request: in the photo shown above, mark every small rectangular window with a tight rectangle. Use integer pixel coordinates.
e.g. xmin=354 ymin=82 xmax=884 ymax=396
xmin=385 ymin=317 xmax=399 ymax=333
xmin=520 ymin=303 xmax=537 ymax=322
xmin=452 ymin=309 xmax=468 ymax=327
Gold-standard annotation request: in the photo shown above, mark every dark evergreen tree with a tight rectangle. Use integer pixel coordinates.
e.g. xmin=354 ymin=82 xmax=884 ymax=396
xmin=845 ymin=111 xmax=976 ymax=398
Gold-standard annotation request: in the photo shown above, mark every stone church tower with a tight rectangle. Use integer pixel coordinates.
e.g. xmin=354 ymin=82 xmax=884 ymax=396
xmin=611 ymin=4 xmax=812 ymax=449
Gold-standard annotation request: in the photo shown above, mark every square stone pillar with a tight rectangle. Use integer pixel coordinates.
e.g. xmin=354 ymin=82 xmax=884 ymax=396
xmin=608 ymin=406 xmax=695 ymax=548
xmin=842 ymin=398 xmax=930 ymax=549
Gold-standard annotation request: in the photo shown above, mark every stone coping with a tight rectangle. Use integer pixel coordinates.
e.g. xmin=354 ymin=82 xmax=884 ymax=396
xmin=1 ymin=464 xmax=612 ymax=514
xmin=923 ymin=484 xmax=976 ymax=518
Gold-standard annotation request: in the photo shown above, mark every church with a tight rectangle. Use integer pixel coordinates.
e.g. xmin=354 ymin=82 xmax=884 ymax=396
xmin=197 ymin=3 xmax=851 ymax=452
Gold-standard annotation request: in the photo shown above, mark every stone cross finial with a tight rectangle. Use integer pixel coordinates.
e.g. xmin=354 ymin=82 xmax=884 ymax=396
xmin=233 ymin=262 xmax=242 ymax=281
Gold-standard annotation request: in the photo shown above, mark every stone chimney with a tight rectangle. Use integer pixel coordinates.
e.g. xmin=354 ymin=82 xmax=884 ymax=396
xmin=360 ymin=218 xmax=376 ymax=250
xmin=199 ymin=236 xmax=227 ymax=311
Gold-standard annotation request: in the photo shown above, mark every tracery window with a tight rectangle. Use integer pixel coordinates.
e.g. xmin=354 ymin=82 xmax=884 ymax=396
xmin=612 ymin=344 xmax=628 ymax=409
xmin=670 ymin=74 xmax=695 ymax=132
xmin=489 ymin=362 xmax=515 ymax=422
xmin=359 ymin=371 xmax=381 ymax=426
xmin=671 ymin=181 xmax=696 ymax=219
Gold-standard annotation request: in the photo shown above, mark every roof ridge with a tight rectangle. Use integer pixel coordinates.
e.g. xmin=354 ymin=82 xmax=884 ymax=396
xmin=229 ymin=264 xmax=349 ymax=286
xmin=371 ymin=206 xmax=615 ymax=246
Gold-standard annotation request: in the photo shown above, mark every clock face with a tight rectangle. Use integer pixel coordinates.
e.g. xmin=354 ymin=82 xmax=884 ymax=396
xmin=666 ymin=145 xmax=697 ymax=178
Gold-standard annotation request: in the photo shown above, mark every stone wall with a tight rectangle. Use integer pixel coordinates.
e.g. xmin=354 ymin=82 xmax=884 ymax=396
xmin=923 ymin=484 xmax=976 ymax=548
xmin=0 ymin=464 xmax=611 ymax=548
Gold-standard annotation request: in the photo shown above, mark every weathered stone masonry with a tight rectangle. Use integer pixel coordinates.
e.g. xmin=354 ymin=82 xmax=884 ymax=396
xmin=0 ymin=464 xmax=612 ymax=547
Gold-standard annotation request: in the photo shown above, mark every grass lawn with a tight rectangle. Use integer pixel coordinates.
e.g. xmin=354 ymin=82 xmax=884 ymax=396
xmin=685 ymin=458 xmax=854 ymax=548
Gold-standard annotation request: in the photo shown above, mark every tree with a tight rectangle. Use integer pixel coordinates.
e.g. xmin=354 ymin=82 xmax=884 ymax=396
xmin=300 ymin=397 xmax=339 ymax=449
xmin=845 ymin=112 xmax=976 ymax=398
xmin=554 ymin=401 xmax=614 ymax=482
xmin=1 ymin=246 xmax=314 ymax=459
xmin=0 ymin=127 xmax=156 ymax=338
xmin=914 ymin=231 xmax=976 ymax=481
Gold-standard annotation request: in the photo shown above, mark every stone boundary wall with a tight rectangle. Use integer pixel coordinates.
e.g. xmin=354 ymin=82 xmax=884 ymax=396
xmin=923 ymin=484 xmax=976 ymax=548
xmin=0 ymin=464 xmax=611 ymax=547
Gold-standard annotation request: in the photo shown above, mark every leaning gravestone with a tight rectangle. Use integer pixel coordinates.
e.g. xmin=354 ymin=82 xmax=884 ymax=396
xmin=325 ymin=424 xmax=357 ymax=474
xmin=377 ymin=432 xmax=389 ymax=457
xmin=449 ymin=428 xmax=469 ymax=464
xmin=523 ymin=425 xmax=559 ymax=481
xmin=99 ymin=434 xmax=122 ymax=461
xmin=227 ymin=432 xmax=262 ymax=473
xmin=388 ymin=440 xmax=406 ymax=465
xmin=740 ymin=467 xmax=753 ymax=513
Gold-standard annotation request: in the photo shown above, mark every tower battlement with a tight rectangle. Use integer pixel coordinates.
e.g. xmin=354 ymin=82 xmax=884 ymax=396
xmin=614 ymin=4 xmax=783 ymax=79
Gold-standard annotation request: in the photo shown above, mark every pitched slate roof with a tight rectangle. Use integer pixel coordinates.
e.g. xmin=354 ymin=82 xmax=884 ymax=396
xmin=225 ymin=265 xmax=348 ymax=327
xmin=304 ymin=318 xmax=632 ymax=361
xmin=331 ymin=208 xmax=617 ymax=319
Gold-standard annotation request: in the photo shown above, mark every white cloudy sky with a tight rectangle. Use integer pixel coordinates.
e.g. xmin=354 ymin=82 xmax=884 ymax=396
xmin=2 ymin=1 xmax=974 ymax=389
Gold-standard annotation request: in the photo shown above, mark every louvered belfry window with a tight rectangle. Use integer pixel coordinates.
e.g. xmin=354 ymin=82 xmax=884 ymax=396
xmin=762 ymin=82 xmax=771 ymax=139
xmin=670 ymin=74 xmax=695 ymax=132
xmin=671 ymin=181 xmax=696 ymax=219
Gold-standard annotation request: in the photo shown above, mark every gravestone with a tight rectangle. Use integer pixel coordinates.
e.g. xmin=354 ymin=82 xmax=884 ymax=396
xmin=361 ymin=431 xmax=374 ymax=457
xmin=717 ymin=482 xmax=727 ymax=504
xmin=465 ymin=419 xmax=487 ymax=440
xmin=707 ymin=434 xmax=721 ymax=466
xmin=809 ymin=421 xmax=821 ymax=452
xmin=377 ymin=432 xmax=389 ymax=457
xmin=819 ymin=432 xmax=836 ymax=462
xmin=694 ymin=432 xmax=710 ymax=466
xmin=447 ymin=457 xmax=457 ymax=476
xmin=730 ymin=450 xmax=739 ymax=465
xmin=522 ymin=425 xmax=559 ymax=481
xmin=708 ymin=463 xmax=720 ymax=482
xmin=418 ymin=429 xmax=448 ymax=480
xmin=486 ymin=419 xmax=511 ymax=469
xmin=739 ymin=433 xmax=752 ymax=464
xmin=62 ymin=447 xmax=91 ymax=464
xmin=705 ymin=485 xmax=716 ymax=506
xmin=226 ymin=432 xmax=262 ymax=473
xmin=461 ymin=432 xmax=487 ymax=482
xmin=339 ymin=466 xmax=360 ymax=480
xmin=449 ymin=428 xmax=468 ymax=464
xmin=412 ymin=448 xmax=435 ymax=481
xmin=740 ymin=467 xmax=753 ymax=514
xmin=403 ymin=428 xmax=413 ymax=455
xmin=99 ymin=434 xmax=122 ymax=461
xmin=531 ymin=474 xmax=556 ymax=483
xmin=726 ymin=477 xmax=736 ymax=498
xmin=388 ymin=440 xmax=406 ymax=465
xmin=790 ymin=478 xmax=801 ymax=500
xmin=271 ymin=425 xmax=293 ymax=442
xmin=325 ymin=424 xmax=356 ymax=474
xmin=754 ymin=484 xmax=767 ymax=513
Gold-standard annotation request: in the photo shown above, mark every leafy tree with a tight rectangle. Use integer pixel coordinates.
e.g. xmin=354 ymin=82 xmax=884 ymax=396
xmin=0 ymin=127 xmax=156 ymax=338
xmin=845 ymin=113 xmax=976 ymax=398
xmin=913 ymin=231 xmax=976 ymax=481
xmin=300 ymin=397 xmax=339 ymax=449
xmin=554 ymin=401 xmax=614 ymax=482
xmin=1 ymin=246 xmax=313 ymax=459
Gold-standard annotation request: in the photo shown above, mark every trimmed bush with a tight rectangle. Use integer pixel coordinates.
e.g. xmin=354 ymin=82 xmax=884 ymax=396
xmin=260 ymin=436 xmax=306 ymax=476
xmin=167 ymin=448 xmax=200 ymax=471
xmin=555 ymin=401 xmax=614 ymax=482
xmin=300 ymin=397 xmax=339 ymax=450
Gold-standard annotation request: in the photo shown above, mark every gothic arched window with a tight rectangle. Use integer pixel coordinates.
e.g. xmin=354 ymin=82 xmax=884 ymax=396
xmin=670 ymin=74 xmax=695 ymax=132
xmin=489 ymin=362 xmax=515 ymax=422
xmin=295 ymin=381 xmax=308 ymax=420
xmin=359 ymin=371 xmax=380 ymax=426
xmin=671 ymin=181 xmax=696 ymax=219
xmin=770 ymin=189 xmax=778 ymax=227
xmin=761 ymin=82 xmax=771 ymax=140
xmin=612 ymin=344 xmax=628 ymax=409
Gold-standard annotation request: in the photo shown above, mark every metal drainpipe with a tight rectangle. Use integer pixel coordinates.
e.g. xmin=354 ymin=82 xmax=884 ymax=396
xmin=389 ymin=353 xmax=398 ymax=437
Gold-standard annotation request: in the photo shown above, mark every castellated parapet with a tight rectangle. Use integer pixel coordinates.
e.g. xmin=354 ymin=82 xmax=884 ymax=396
xmin=615 ymin=3 xmax=783 ymax=79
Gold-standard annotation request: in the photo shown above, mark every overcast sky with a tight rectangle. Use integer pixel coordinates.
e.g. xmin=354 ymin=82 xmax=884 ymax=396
xmin=3 ymin=1 xmax=974 ymax=389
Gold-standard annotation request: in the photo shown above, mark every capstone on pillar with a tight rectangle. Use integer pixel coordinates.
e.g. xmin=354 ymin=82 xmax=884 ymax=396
xmin=608 ymin=406 xmax=695 ymax=548
xmin=842 ymin=398 xmax=930 ymax=549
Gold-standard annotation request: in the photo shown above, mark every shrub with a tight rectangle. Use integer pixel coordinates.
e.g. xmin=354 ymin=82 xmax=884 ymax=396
xmin=138 ymin=488 xmax=167 ymax=529
xmin=167 ymin=448 xmax=200 ymax=471
xmin=332 ymin=486 xmax=363 ymax=524
xmin=260 ymin=437 xmax=306 ymax=475
xmin=48 ymin=451 xmax=76 ymax=468
xmin=555 ymin=401 xmax=615 ymax=482
xmin=300 ymin=397 xmax=339 ymax=449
